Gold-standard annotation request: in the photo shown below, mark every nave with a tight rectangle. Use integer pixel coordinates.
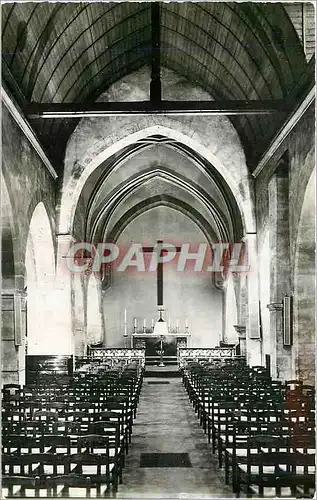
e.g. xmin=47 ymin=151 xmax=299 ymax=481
xmin=2 ymin=354 xmax=315 ymax=499
xmin=115 ymin=375 xmax=232 ymax=498
xmin=1 ymin=2 xmax=316 ymax=498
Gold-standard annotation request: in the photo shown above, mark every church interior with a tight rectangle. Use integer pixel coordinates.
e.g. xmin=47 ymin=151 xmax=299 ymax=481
xmin=1 ymin=1 xmax=316 ymax=498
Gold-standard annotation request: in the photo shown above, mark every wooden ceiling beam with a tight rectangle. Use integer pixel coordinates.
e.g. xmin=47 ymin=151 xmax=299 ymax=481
xmin=25 ymin=100 xmax=293 ymax=118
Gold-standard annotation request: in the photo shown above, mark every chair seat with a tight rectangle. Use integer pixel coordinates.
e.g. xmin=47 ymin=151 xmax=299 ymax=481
xmin=69 ymin=463 xmax=115 ymax=474
xmin=2 ymin=485 xmax=109 ymax=498
xmin=238 ymin=464 xmax=315 ymax=475
xmin=57 ymin=485 xmax=109 ymax=497
xmin=41 ymin=465 xmax=67 ymax=475
xmin=225 ymin=448 xmax=248 ymax=457
xmin=2 ymin=486 xmax=64 ymax=498
xmin=297 ymin=448 xmax=315 ymax=454
xmin=239 ymin=464 xmax=282 ymax=474
xmin=249 ymin=485 xmax=294 ymax=497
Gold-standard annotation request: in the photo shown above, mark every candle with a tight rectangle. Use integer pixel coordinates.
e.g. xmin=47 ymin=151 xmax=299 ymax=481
xmin=143 ymin=318 xmax=146 ymax=327
xmin=134 ymin=318 xmax=137 ymax=327
xmin=185 ymin=318 xmax=188 ymax=328
xmin=124 ymin=309 xmax=127 ymax=323
xmin=151 ymin=318 xmax=154 ymax=328
xmin=168 ymin=318 xmax=171 ymax=330
xmin=176 ymin=318 xmax=179 ymax=327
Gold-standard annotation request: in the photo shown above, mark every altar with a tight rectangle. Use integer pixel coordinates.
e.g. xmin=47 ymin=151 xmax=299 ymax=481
xmin=131 ymin=333 xmax=190 ymax=364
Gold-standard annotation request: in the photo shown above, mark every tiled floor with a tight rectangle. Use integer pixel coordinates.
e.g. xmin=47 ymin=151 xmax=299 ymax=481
xmin=117 ymin=377 xmax=233 ymax=498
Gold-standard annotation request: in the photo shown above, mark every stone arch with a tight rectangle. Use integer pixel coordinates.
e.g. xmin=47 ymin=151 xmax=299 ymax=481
xmin=59 ymin=125 xmax=255 ymax=237
xmin=25 ymin=202 xmax=56 ymax=354
xmin=23 ymin=190 xmax=56 ymax=264
xmin=293 ymin=167 xmax=315 ymax=384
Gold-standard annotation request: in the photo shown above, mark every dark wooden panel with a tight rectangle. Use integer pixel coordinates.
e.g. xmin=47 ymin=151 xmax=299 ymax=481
xmin=26 ymin=355 xmax=73 ymax=385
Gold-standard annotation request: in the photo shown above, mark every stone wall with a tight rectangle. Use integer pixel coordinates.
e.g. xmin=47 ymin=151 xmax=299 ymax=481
xmin=102 ymin=206 xmax=224 ymax=348
xmin=255 ymin=103 xmax=315 ymax=383
xmin=1 ymin=105 xmax=57 ymax=384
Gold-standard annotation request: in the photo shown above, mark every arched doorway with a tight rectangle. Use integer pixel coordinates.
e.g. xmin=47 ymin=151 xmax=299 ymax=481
xmin=25 ymin=202 xmax=55 ymax=354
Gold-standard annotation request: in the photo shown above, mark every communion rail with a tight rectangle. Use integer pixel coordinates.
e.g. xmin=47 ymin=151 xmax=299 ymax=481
xmin=178 ymin=347 xmax=245 ymax=369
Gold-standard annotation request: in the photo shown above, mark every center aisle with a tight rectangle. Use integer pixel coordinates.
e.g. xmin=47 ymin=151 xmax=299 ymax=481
xmin=118 ymin=376 xmax=233 ymax=498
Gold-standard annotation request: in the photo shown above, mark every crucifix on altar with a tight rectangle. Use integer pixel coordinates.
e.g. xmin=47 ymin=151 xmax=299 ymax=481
xmin=142 ymin=240 xmax=181 ymax=308
xmin=131 ymin=240 xmax=190 ymax=364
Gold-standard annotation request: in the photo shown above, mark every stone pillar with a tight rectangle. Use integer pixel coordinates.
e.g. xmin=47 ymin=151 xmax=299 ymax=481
xmin=268 ymin=162 xmax=291 ymax=380
xmin=52 ymin=234 xmax=76 ymax=355
xmin=213 ymin=273 xmax=225 ymax=345
xmin=71 ymin=273 xmax=86 ymax=355
xmin=267 ymin=301 xmax=292 ymax=381
xmin=234 ymin=325 xmax=246 ymax=357
xmin=243 ymin=233 xmax=262 ymax=366
xmin=1 ymin=290 xmax=27 ymax=385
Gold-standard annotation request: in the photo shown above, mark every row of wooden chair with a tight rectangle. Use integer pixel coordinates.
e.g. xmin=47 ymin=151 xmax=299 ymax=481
xmin=2 ymin=360 xmax=145 ymax=498
xmin=182 ymin=360 xmax=315 ymax=498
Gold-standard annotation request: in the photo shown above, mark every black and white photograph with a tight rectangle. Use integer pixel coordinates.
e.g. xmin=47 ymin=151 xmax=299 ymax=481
xmin=1 ymin=1 xmax=316 ymax=498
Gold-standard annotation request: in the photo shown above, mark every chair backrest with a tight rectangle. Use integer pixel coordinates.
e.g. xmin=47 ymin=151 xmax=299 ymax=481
xmin=2 ymin=435 xmax=42 ymax=454
xmin=2 ymin=476 xmax=39 ymax=498
xmin=47 ymin=473 xmax=108 ymax=496
xmin=77 ymin=434 xmax=110 ymax=454
xmin=40 ymin=435 xmax=71 ymax=453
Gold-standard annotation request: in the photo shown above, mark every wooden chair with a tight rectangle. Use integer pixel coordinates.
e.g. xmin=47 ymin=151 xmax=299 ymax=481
xmin=232 ymin=435 xmax=315 ymax=497
xmin=2 ymin=435 xmax=42 ymax=455
xmin=2 ymin=452 xmax=67 ymax=477
xmin=77 ymin=434 xmax=123 ymax=483
xmin=1 ymin=476 xmax=41 ymax=498
xmin=47 ymin=473 xmax=111 ymax=498
xmin=67 ymin=452 xmax=115 ymax=493
xmin=234 ymin=450 xmax=315 ymax=497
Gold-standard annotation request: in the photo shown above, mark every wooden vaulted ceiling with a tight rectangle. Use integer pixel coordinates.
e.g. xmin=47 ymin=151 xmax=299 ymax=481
xmin=2 ymin=2 xmax=313 ymax=171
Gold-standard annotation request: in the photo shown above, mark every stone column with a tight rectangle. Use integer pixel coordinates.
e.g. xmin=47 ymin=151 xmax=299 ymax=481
xmin=268 ymin=162 xmax=291 ymax=380
xmin=267 ymin=302 xmax=291 ymax=381
xmin=1 ymin=290 xmax=27 ymax=385
xmin=213 ymin=273 xmax=225 ymax=345
xmin=52 ymin=234 xmax=76 ymax=355
xmin=234 ymin=325 xmax=246 ymax=356
xmin=243 ymin=233 xmax=262 ymax=366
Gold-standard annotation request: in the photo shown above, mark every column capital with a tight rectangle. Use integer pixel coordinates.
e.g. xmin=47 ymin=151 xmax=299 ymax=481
xmin=56 ymin=233 xmax=76 ymax=242
xmin=267 ymin=302 xmax=283 ymax=312
xmin=233 ymin=325 xmax=246 ymax=337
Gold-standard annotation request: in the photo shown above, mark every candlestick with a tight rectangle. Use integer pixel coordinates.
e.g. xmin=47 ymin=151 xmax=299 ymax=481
xmin=158 ymin=335 xmax=165 ymax=367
